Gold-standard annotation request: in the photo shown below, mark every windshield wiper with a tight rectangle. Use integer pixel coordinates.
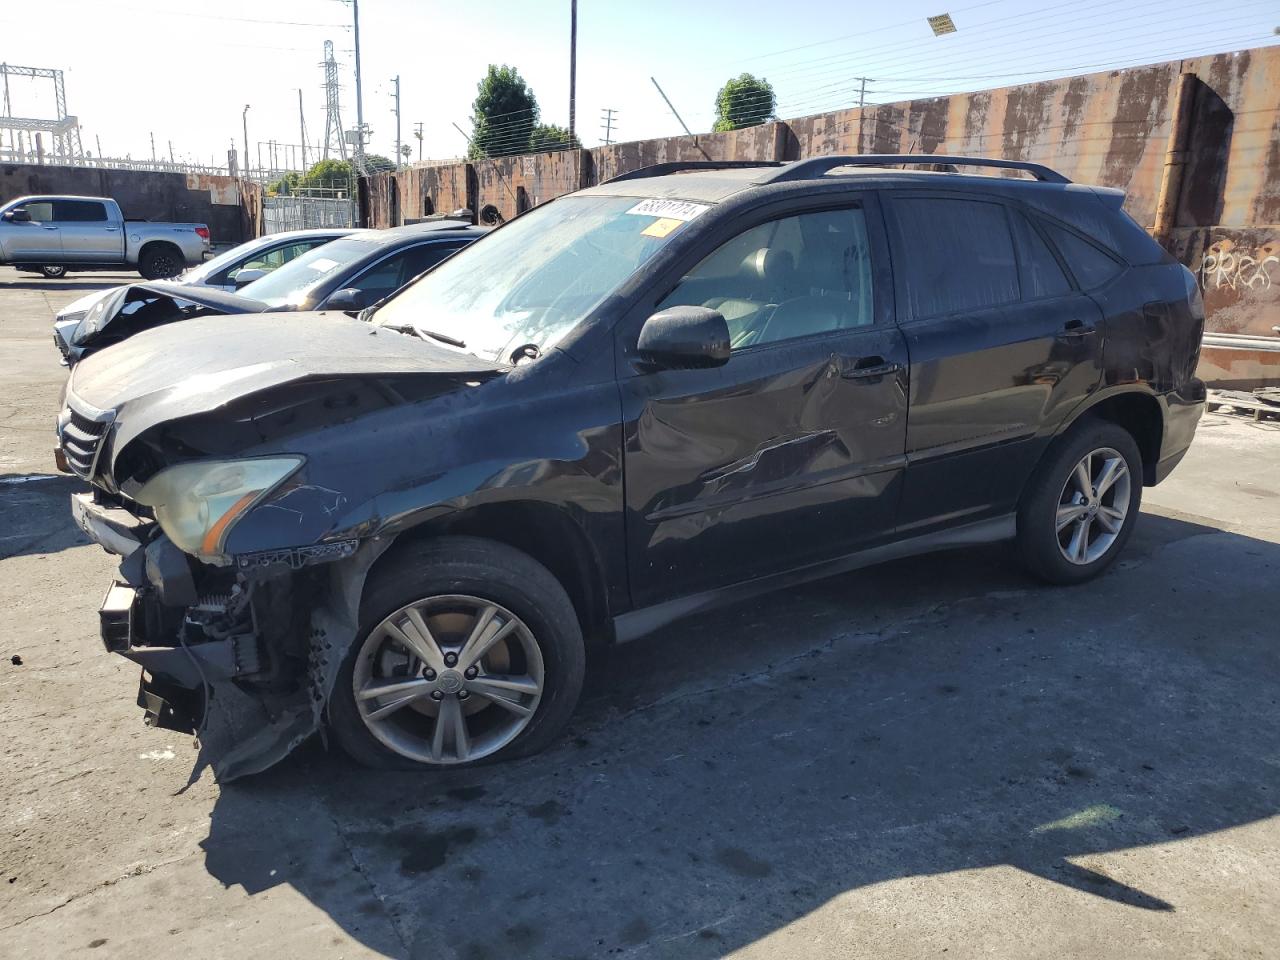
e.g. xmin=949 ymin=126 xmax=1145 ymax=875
xmin=415 ymin=327 xmax=467 ymax=348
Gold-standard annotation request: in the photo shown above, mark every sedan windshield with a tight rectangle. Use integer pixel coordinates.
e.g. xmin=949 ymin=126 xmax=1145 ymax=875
xmin=238 ymin=235 xmax=381 ymax=307
xmin=372 ymin=195 xmax=701 ymax=362
xmin=179 ymin=234 xmax=281 ymax=284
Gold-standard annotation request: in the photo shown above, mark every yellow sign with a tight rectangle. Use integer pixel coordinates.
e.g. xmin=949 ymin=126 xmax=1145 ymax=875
xmin=642 ymin=217 xmax=683 ymax=238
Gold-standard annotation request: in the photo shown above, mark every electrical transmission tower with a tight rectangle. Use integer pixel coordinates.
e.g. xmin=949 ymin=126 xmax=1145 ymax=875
xmin=0 ymin=63 xmax=83 ymax=161
xmin=320 ymin=40 xmax=347 ymax=162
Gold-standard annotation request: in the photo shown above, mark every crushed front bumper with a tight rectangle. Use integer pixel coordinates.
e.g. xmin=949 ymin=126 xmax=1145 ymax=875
xmin=71 ymin=488 xmax=391 ymax=780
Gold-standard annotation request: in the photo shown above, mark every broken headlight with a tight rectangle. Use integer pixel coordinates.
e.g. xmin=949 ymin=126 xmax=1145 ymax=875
xmin=134 ymin=457 xmax=303 ymax=563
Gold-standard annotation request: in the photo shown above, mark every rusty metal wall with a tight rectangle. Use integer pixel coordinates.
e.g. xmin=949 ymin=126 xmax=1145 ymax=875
xmin=589 ymin=122 xmax=789 ymax=184
xmin=473 ymin=149 xmax=590 ymax=223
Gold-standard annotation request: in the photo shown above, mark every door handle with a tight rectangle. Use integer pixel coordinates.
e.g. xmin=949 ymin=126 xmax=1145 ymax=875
xmin=104 ymin=226 xmax=119 ymax=232
xmin=1061 ymin=318 xmax=1096 ymax=337
xmin=841 ymin=356 xmax=903 ymax=381
xmin=42 ymin=225 xmax=59 ymax=231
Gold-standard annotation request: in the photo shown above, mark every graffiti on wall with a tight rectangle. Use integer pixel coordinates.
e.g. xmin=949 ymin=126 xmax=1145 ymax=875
xmin=1200 ymin=238 xmax=1279 ymax=292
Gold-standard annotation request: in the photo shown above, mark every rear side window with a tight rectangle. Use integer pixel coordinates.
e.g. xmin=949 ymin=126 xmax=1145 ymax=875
xmin=1010 ymin=210 xmax=1072 ymax=299
xmin=892 ymin=197 xmax=1019 ymax=319
xmin=54 ymin=200 xmax=108 ymax=222
xmin=1040 ymin=220 xmax=1123 ymax=289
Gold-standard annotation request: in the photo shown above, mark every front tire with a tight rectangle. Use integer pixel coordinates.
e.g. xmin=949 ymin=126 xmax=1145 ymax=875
xmin=328 ymin=536 xmax=586 ymax=770
xmin=1016 ymin=420 xmax=1143 ymax=584
xmin=40 ymin=265 xmax=67 ymax=279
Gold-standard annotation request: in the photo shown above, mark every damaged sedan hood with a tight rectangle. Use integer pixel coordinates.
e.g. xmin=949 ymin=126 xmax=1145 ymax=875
xmin=72 ymin=281 xmax=264 ymax=345
xmin=69 ymin=311 xmax=508 ymax=470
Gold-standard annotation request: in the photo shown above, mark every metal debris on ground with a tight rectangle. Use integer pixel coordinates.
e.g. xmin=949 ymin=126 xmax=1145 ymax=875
xmin=1207 ymin=388 xmax=1280 ymax=422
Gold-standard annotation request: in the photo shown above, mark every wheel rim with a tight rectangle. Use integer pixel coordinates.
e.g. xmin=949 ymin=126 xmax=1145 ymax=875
xmin=1055 ymin=446 xmax=1131 ymax=565
xmin=44 ymin=266 xmax=64 ymax=277
xmin=353 ymin=594 xmax=544 ymax=765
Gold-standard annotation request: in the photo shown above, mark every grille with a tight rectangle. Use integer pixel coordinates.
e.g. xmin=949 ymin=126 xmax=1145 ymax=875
xmin=53 ymin=331 xmax=71 ymax=361
xmin=59 ymin=392 xmax=114 ymax=480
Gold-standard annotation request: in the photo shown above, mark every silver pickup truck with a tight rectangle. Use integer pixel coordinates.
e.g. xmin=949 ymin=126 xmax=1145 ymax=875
xmin=0 ymin=195 xmax=211 ymax=279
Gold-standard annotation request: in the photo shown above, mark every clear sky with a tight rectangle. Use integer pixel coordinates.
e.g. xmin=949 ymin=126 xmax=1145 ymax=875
xmin=2 ymin=0 xmax=1277 ymax=170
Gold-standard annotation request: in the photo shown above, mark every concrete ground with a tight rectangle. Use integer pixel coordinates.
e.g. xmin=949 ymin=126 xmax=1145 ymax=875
xmin=1 ymin=265 xmax=1278 ymax=960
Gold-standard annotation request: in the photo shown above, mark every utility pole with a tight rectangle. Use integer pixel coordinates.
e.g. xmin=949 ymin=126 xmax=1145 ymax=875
xmin=391 ymin=75 xmax=401 ymax=168
xmin=168 ymin=140 xmax=174 ymax=164
xmin=650 ymin=78 xmax=694 ymax=138
xmin=857 ymin=77 xmax=868 ymax=109
xmin=568 ymin=0 xmax=577 ymax=141
xmin=352 ymin=0 xmax=366 ymax=174
xmin=414 ymin=121 xmax=423 ymax=162
xmin=149 ymin=131 xmax=156 ymax=163
xmin=600 ymin=108 xmax=617 ymax=145
xmin=298 ymin=89 xmax=309 ymax=170
xmin=242 ymin=104 xmax=250 ymax=176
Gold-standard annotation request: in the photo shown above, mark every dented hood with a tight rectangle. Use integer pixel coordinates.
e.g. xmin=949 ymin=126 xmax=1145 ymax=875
xmin=68 ymin=311 xmax=508 ymax=468
xmin=72 ymin=281 xmax=265 ymax=345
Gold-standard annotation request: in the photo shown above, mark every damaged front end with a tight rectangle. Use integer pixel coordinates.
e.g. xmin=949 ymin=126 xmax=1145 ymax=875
xmin=72 ymin=486 xmax=387 ymax=781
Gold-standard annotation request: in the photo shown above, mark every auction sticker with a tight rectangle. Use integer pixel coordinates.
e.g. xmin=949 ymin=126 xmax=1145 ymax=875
xmin=626 ymin=198 xmax=710 ymax=221
xmin=641 ymin=217 xmax=684 ymax=238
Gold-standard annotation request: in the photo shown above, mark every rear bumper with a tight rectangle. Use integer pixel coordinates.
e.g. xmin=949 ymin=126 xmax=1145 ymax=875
xmin=1154 ymin=380 xmax=1206 ymax=484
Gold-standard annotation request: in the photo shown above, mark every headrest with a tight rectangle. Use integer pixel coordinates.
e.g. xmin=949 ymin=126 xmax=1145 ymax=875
xmin=738 ymin=247 xmax=794 ymax=283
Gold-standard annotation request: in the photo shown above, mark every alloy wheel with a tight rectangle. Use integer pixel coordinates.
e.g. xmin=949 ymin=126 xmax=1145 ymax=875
xmin=352 ymin=595 xmax=545 ymax=765
xmin=1055 ymin=446 xmax=1131 ymax=565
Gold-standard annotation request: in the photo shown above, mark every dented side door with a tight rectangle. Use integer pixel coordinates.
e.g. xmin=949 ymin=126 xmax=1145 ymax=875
xmin=617 ymin=192 xmax=908 ymax=607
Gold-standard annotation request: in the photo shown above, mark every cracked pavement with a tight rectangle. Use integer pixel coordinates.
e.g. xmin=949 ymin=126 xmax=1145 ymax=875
xmin=2 ymin=267 xmax=1278 ymax=959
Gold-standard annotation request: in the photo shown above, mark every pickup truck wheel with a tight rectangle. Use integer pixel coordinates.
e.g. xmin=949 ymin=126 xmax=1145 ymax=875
xmin=329 ymin=536 xmax=585 ymax=770
xmin=40 ymin=265 xmax=67 ymax=278
xmin=1016 ymin=420 xmax=1142 ymax=585
xmin=139 ymin=245 xmax=183 ymax=280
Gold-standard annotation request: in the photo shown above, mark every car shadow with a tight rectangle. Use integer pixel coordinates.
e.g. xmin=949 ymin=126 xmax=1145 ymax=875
xmin=198 ymin=512 xmax=1280 ymax=958
xmin=0 ymin=279 xmax=131 ymax=292
xmin=0 ymin=474 xmax=94 ymax=559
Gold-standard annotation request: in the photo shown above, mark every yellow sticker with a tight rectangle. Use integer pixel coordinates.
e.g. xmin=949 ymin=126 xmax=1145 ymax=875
xmin=641 ymin=217 xmax=683 ymax=238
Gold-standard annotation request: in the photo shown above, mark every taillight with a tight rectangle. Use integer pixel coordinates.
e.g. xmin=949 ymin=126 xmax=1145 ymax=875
xmin=195 ymin=226 xmax=210 ymax=241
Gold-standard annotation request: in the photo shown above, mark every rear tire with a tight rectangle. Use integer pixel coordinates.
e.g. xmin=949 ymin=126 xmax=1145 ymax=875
xmin=1016 ymin=419 xmax=1143 ymax=585
xmin=40 ymin=265 xmax=67 ymax=279
xmin=328 ymin=536 xmax=586 ymax=771
xmin=139 ymin=245 xmax=184 ymax=280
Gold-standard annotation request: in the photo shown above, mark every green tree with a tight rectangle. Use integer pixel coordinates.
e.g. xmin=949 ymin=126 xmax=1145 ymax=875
xmin=363 ymin=153 xmax=396 ymax=174
xmin=529 ymin=123 xmax=581 ymax=153
xmin=713 ymin=73 xmax=776 ymax=132
xmin=470 ymin=64 xmax=539 ymax=158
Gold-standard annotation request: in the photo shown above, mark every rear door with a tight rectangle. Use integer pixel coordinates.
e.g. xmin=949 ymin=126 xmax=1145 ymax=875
xmin=618 ymin=194 xmax=909 ymax=607
xmin=53 ymin=199 xmax=119 ymax=262
xmin=884 ymin=191 xmax=1104 ymax=535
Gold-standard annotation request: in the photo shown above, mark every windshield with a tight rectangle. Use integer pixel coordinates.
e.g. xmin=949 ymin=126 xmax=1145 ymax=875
xmin=179 ymin=234 xmax=280 ymax=284
xmin=238 ymin=235 xmax=379 ymax=307
xmin=372 ymin=195 xmax=704 ymax=362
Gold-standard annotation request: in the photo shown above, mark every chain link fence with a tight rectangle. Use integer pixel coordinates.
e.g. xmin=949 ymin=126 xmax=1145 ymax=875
xmin=262 ymin=195 xmax=355 ymax=234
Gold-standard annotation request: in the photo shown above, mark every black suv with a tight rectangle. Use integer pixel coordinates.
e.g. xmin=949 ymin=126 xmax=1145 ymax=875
xmin=60 ymin=156 xmax=1205 ymax=778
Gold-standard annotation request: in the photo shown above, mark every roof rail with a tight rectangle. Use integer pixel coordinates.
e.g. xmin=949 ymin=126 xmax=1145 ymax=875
xmin=603 ymin=160 xmax=784 ymax=184
xmin=762 ymin=155 xmax=1071 ymax=184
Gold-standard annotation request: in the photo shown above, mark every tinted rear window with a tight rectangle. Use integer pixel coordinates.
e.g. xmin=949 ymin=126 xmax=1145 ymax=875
xmin=1010 ymin=210 xmax=1072 ymax=299
xmin=1040 ymin=220 xmax=1123 ymax=289
xmin=892 ymin=197 xmax=1019 ymax=319
xmin=54 ymin=200 xmax=108 ymax=222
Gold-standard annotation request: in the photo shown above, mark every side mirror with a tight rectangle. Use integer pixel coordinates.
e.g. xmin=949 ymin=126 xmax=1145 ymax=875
xmin=232 ymin=268 xmax=267 ymax=289
xmin=323 ymin=287 xmax=367 ymax=312
xmin=636 ymin=306 xmax=730 ymax=370
xmin=4 ymin=208 xmax=31 ymax=222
